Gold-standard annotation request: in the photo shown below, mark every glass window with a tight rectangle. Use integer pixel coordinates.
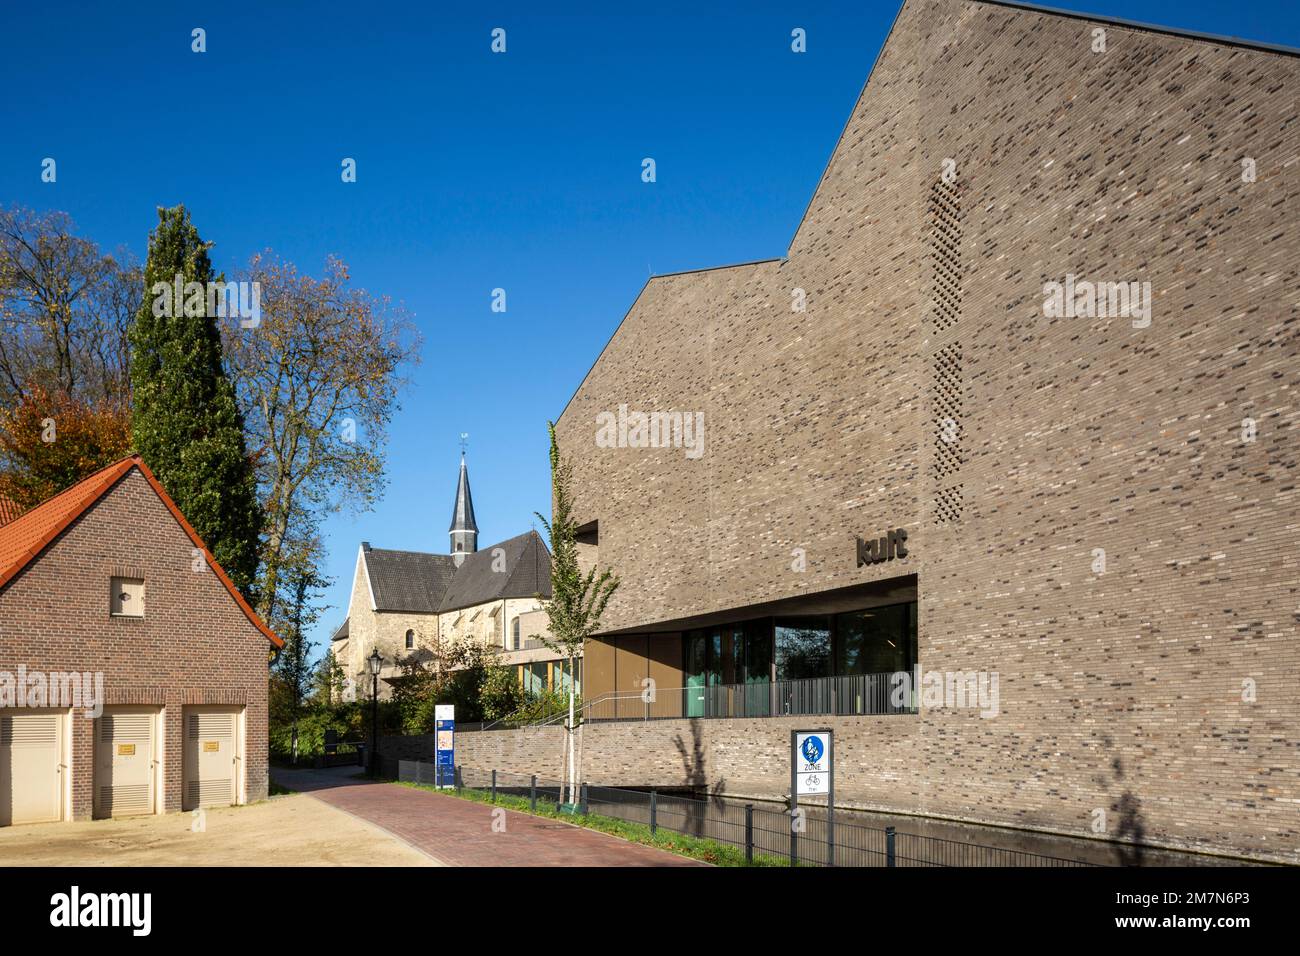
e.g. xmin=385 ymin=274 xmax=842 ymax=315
xmin=554 ymin=658 xmax=580 ymax=696
xmin=835 ymin=602 xmax=917 ymax=675
xmin=523 ymin=662 xmax=548 ymax=696
xmin=774 ymin=617 xmax=831 ymax=681
xmin=742 ymin=619 xmax=772 ymax=685
xmin=405 ymin=629 xmax=414 ymax=650
xmin=684 ymin=632 xmax=707 ymax=717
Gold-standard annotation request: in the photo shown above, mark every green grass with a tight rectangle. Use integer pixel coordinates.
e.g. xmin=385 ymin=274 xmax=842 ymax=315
xmin=393 ymin=780 xmax=789 ymax=867
xmin=269 ymin=780 xmax=296 ymax=796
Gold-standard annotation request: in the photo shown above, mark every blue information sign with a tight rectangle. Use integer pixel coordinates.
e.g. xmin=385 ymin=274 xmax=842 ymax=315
xmin=435 ymin=704 xmax=455 ymax=788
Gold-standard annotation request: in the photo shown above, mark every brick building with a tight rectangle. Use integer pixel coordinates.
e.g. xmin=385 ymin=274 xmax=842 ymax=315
xmin=0 ymin=455 xmax=282 ymax=826
xmin=555 ymin=0 xmax=1299 ymax=862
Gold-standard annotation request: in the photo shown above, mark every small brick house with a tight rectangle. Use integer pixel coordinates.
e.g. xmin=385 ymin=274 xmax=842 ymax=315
xmin=0 ymin=454 xmax=281 ymax=826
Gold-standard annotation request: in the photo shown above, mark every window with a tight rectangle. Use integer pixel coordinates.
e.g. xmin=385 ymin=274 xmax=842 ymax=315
xmin=554 ymin=658 xmax=581 ymax=696
xmin=110 ymin=577 xmax=145 ymax=617
xmin=405 ymin=629 xmax=415 ymax=650
xmin=512 ymin=617 xmax=521 ymax=650
xmin=774 ymin=617 xmax=832 ymax=681
xmin=834 ymin=602 xmax=917 ymax=676
xmin=523 ymin=662 xmax=548 ymax=696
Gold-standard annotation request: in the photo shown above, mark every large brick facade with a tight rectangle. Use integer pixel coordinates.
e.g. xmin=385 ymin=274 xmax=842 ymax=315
xmin=553 ymin=0 xmax=1299 ymax=862
xmin=0 ymin=466 xmax=275 ymax=820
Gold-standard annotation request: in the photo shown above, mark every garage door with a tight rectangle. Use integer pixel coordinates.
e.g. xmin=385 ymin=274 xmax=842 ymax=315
xmin=95 ymin=709 xmax=157 ymax=818
xmin=183 ymin=708 xmax=240 ymax=810
xmin=0 ymin=710 xmax=65 ymax=827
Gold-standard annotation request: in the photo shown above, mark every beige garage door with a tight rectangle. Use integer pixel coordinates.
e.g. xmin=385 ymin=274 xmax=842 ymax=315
xmin=183 ymin=707 xmax=241 ymax=811
xmin=0 ymin=710 xmax=65 ymax=827
xmin=95 ymin=709 xmax=158 ymax=818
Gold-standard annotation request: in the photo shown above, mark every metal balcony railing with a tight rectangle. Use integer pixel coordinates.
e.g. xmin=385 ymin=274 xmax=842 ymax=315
xmin=583 ymin=672 xmax=917 ymax=722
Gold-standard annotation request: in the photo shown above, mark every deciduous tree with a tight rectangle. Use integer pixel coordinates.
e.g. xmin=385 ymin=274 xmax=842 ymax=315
xmin=0 ymin=205 xmax=139 ymax=409
xmin=222 ymin=253 xmax=419 ymax=624
xmin=0 ymin=384 xmax=131 ymax=507
xmin=534 ymin=421 xmax=619 ymax=803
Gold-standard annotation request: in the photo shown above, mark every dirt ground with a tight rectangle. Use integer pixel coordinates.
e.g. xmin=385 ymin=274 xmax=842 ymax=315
xmin=0 ymin=792 xmax=440 ymax=866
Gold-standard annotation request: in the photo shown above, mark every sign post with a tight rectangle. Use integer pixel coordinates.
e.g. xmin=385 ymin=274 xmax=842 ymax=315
xmin=791 ymin=728 xmax=834 ymax=866
xmin=435 ymin=704 xmax=455 ymax=789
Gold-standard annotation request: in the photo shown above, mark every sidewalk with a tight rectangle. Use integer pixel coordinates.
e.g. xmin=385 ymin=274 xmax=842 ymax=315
xmin=273 ymin=767 xmax=707 ymax=867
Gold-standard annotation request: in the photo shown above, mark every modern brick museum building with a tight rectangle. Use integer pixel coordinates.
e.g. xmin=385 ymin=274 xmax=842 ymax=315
xmin=554 ymin=0 xmax=1299 ymax=862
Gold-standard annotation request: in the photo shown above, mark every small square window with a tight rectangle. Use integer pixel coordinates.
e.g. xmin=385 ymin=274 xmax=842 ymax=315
xmin=111 ymin=577 xmax=145 ymax=617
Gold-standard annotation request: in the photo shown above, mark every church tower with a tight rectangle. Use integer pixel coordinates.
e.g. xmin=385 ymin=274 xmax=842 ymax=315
xmin=448 ymin=453 xmax=478 ymax=565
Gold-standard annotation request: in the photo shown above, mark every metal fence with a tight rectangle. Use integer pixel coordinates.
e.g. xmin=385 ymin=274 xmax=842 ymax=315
xmin=583 ymin=672 xmax=917 ymax=722
xmin=400 ymin=761 xmax=1099 ymax=867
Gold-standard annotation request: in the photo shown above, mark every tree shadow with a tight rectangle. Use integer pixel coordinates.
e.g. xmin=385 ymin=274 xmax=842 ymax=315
xmin=672 ymin=720 xmax=727 ymax=837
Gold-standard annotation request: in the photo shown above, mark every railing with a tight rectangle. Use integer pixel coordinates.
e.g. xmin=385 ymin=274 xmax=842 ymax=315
xmin=404 ymin=762 xmax=1101 ymax=867
xmin=583 ymin=672 xmax=917 ymax=722
xmin=319 ymin=739 xmax=365 ymax=768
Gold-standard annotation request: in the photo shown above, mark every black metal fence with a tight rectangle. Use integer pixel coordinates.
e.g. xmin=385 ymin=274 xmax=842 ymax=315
xmin=400 ymin=761 xmax=1100 ymax=867
xmin=584 ymin=672 xmax=917 ymax=722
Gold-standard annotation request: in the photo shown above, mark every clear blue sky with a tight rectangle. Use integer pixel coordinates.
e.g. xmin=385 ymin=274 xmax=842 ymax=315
xmin=2 ymin=1 xmax=1296 ymax=657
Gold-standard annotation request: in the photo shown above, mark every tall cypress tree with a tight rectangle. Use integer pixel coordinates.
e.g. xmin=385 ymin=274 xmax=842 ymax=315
xmin=130 ymin=205 xmax=262 ymax=596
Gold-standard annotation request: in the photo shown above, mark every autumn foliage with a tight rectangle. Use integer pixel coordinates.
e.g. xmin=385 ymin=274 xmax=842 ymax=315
xmin=0 ymin=384 xmax=131 ymax=508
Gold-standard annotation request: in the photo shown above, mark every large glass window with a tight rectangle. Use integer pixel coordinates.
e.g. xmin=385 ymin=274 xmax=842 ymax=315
xmin=685 ymin=632 xmax=708 ymax=717
xmin=554 ymin=658 xmax=581 ymax=696
xmin=774 ymin=617 xmax=832 ymax=681
xmin=835 ymin=602 xmax=917 ymax=675
xmin=522 ymin=662 xmax=548 ymax=696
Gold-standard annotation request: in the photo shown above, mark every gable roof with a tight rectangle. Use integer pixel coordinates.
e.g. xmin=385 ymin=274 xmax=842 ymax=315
xmin=0 ymin=454 xmax=283 ymax=648
xmin=437 ymin=530 xmax=552 ymax=613
xmin=363 ymin=546 xmax=458 ymax=613
xmin=555 ymin=0 xmax=1298 ymax=425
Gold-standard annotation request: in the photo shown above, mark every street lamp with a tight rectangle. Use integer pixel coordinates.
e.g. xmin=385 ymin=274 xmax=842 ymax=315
xmin=367 ymin=648 xmax=383 ymax=777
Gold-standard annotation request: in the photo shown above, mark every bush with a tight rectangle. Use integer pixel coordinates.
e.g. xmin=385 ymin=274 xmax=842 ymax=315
xmin=510 ymin=688 xmax=576 ymax=724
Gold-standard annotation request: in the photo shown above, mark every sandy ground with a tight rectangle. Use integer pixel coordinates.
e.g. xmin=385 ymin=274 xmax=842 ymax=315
xmin=0 ymin=792 xmax=440 ymax=867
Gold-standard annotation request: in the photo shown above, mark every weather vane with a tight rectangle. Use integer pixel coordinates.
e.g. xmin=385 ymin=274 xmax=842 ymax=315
xmin=459 ymin=432 xmax=469 ymax=454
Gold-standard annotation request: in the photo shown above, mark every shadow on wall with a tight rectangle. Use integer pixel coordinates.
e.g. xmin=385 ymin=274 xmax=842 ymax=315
xmin=672 ymin=720 xmax=728 ymax=838
xmin=1098 ymin=737 xmax=1146 ymax=866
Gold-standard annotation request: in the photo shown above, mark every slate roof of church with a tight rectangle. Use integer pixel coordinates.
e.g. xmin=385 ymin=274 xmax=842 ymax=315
xmin=437 ymin=530 xmax=552 ymax=613
xmin=363 ymin=546 xmax=459 ymax=613
xmin=360 ymin=531 xmax=552 ymax=616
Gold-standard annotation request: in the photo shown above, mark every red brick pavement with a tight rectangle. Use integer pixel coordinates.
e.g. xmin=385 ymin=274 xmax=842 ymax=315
xmin=275 ymin=768 xmax=707 ymax=867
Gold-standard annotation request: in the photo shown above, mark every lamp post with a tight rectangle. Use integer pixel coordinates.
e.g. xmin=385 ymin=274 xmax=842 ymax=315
xmin=367 ymin=648 xmax=383 ymax=777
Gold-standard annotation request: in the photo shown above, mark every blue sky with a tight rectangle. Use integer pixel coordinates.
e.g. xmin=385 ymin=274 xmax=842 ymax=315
xmin=1 ymin=1 xmax=1296 ymax=656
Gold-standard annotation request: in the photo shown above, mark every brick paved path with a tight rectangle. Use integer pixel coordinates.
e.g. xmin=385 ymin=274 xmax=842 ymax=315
xmin=273 ymin=768 xmax=706 ymax=867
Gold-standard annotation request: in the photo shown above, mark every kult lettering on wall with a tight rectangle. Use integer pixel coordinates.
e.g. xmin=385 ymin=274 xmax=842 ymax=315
xmin=856 ymin=529 xmax=908 ymax=567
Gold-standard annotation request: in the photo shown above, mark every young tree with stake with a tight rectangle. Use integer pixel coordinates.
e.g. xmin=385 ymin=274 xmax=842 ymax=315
xmin=533 ymin=422 xmax=618 ymax=805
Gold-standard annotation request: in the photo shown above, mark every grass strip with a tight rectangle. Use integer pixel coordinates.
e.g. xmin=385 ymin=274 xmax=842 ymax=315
xmin=393 ymin=780 xmax=792 ymax=867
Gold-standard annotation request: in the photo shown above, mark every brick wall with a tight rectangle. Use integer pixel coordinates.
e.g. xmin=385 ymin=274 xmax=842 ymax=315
xmin=380 ymin=726 xmax=566 ymax=782
xmin=0 ymin=469 xmax=272 ymax=818
xmin=553 ymin=0 xmax=1300 ymax=863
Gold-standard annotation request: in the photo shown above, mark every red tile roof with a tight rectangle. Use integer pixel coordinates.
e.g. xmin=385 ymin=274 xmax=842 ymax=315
xmin=0 ymin=494 xmax=23 ymax=527
xmin=0 ymin=454 xmax=282 ymax=647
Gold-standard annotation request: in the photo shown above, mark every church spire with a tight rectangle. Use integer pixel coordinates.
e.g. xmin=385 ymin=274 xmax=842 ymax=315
xmin=448 ymin=449 xmax=478 ymax=565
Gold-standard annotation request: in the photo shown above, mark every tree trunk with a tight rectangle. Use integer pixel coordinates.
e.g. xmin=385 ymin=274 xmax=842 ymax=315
xmin=567 ymin=652 xmax=577 ymax=805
